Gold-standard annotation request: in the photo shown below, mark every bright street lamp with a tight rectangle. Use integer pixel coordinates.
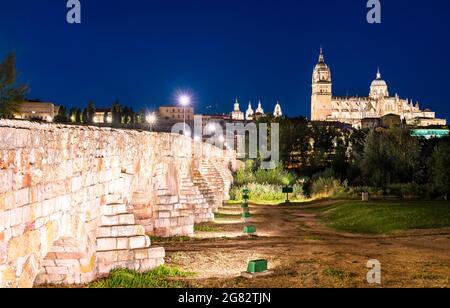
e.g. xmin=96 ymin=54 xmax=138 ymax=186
xmin=178 ymin=95 xmax=191 ymax=136
xmin=146 ymin=113 xmax=156 ymax=131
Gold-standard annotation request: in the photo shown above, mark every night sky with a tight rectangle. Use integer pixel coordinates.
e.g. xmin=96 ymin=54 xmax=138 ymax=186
xmin=1 ymin=0 xmax=450 ymax=119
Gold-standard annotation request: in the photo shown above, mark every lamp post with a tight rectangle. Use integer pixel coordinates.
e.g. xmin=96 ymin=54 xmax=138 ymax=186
xmin=146 ymin=112 xmax=156 ymax=132
xmin=179 ymin=95 xmax=191 ymax=136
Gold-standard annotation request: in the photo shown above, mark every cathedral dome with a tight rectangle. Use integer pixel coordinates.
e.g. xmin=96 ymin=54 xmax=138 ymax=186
xmin=371 ymin=70 xmax=387 ymax=87
xmin=369 ymin=69 xmax=389 ymax=99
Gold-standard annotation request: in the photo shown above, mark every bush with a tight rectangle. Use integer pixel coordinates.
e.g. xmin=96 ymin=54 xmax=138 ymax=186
xmin=230 ymin=183 xmax=304 ymax=202
xmin=311 ymin=177 xmax=352 ymax=199
xmin=235 ymin=160 xmax=295 ymax=186
xmin=385 ymin=183 xmax=423 ymax=199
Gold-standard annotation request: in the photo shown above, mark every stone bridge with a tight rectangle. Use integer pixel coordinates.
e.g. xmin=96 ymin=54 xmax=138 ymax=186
xmin=0 ymin=120 xmax=237 ymax=288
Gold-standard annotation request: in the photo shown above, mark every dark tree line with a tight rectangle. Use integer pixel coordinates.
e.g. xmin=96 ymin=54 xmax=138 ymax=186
xmin=271 ymin=117 xmax=449 ymax=198
xmin=57 ymin=100 xmax=147 ymax=126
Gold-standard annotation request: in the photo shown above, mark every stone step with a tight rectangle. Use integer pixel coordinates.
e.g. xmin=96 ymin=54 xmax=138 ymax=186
xmin=100 ymin=213 xmax=136 ymax=226
xmin=156 ymin=195 xmax=179 ymax=205
xmin=97 ymin=247 xmax=166 ymax=275
xmin=100 ymin=204 xmax=128 ymax=216
xmin=217 ymin=208 xmax=242 ymax=215
xmin=97 ymin=224 xmax=146 ymax=238
xmin=97 ymin=246 xmax=165 ymax=263
xmin=96 ymin=235 xmax=151 ymax=251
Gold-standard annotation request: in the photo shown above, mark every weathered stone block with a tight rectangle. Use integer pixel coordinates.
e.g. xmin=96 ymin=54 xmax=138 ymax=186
xmin=0 ymin=169 xmax=13 ymax=194
xmin=7 ymin=230 xmax=41 ymax=261
xmin=96 ymin=238 xmax=117 ymax=251
xmin=129 ymin=236 xmax=148 ymax=250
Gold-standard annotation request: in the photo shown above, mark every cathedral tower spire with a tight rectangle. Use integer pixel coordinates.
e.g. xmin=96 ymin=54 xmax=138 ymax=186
xmin=311 ymin=48 xmax=333 ymax=121
xmin=319 ymin=47 xmax=325 ymax=63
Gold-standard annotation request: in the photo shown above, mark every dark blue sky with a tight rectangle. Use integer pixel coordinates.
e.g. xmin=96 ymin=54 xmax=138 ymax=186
xmin=1 ymin=0 xmax=450 ymax=119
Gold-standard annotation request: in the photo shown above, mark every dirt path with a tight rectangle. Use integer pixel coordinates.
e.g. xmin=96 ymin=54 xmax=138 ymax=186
xmin=161 ymin=201 xmax=450 ymax=288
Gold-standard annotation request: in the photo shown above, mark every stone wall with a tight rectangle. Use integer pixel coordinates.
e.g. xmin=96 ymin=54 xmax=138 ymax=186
xmin=0 ymin=120 xmax=236 ymax=288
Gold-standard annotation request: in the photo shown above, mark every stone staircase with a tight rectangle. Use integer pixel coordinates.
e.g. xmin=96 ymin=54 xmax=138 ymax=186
xmin=152 ymin=189 xmax=194 ymax=237
xmin=129 ymin=191 xmax=154 ymax=234
xmin=199 ymin=162 xmax=225 ymax=203
xmin=179 ymin=172 xmax=214 ymax=223
xmin=213 ymin=162 xmax=234 ymax=201
xmin=192 ymin=169 xmax=218 ymax=212
xmin=96 ymin=203 xmax=165 ymax=276
xmin=35 ymin=237 xmax=96 ymax=286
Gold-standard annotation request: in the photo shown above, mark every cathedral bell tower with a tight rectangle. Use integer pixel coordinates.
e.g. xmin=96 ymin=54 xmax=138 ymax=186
xmin=311 ymin=48 xmax=333 ymax=121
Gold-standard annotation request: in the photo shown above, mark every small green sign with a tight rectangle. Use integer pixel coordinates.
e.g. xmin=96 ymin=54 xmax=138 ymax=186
xmin=243 ymin=225 xmax=256 ymax=234
xmin=247 ymin=260 xmax=268 ymax=273
xmin=282 ymin=186 xmax=294 ymax=194
xmin=242 ymin=212 xmax=252 ymax=219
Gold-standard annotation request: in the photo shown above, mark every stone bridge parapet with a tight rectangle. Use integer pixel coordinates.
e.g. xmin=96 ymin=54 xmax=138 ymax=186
xmin=0 ymin=120 xmax=236 ymax=287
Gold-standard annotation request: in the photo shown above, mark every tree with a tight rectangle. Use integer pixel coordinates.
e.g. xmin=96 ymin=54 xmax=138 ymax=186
xmin=428 ymin=141 xmax=450 ymax=198
xmin=111 ymin=101 xmax=122 ymax=125
xmin=0 ymin=53 xmax=28 ymax=119
xmin=69 ymin=108 xmax=78 ymax=123
xmin=122 ymin=106 xmax=130 ymax=124
xmin=278 ymin=116 xmax=310 ymax=169
xmin=138 ymin=109 xmax=145 ymax=124
xmin=75 ymin=108 xmax=82 ymax=123
xmin=54 ymin=106 xmax=69 ymax=123
xmin=87 ymin=101 xmax=96 ymax=124
xmin=81 ymin=108 xmax=88 ymax=124
xmin=358 ymin=126 xmax=421 ymax=188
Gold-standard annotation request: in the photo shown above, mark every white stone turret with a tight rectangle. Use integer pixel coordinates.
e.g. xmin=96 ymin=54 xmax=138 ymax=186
xmin=273 ymin=102 xmax=282 ymax=117
xmin=245 ymin=101 xmax=254 ymax=120
xmin=255 ymin=100 xmax=264 ymax=115
xmin=231 ymin=98 xmax=244 ymax=120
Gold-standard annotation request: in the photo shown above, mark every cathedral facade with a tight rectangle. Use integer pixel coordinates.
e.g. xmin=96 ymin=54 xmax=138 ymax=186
xmin=311 ymin=49 xmax=446 ymax=128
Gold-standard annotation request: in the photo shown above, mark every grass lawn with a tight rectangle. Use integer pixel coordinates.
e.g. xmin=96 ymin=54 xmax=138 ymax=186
xmin=320 ymin=200 xmax=450 ymax=234
xmin=90 ymin=266 xmax=193 ymax=288
xmin=225 ymin=199 xmax=312 ymax=206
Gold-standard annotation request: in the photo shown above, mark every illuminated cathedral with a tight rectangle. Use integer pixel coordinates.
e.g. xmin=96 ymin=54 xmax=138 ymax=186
xmin=311 ymin=49 xmax=446 ymax=128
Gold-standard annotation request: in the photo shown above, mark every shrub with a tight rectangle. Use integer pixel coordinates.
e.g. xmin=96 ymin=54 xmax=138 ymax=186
xmin=311 ymin=177 xmax=352 ymax=199
xmin=230 ymin=183 xmax=304 ymax=202
xmin=235 ymin=160 xmax=295 ymax=186
xmin=385 ymin=183 xmax=423 ymax=198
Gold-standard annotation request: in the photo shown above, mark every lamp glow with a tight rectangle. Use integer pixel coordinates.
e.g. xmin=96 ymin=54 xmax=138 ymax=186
xmin=179 ymin=95 xmax=191 ymax=106
xmin=146 ymin=113 xmax=156 ymax=124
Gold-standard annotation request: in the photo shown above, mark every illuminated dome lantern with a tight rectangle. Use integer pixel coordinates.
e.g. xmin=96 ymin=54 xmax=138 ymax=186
xmin=312 ymin=48 xmax=331 ymax=84
xmin=231 ymin=98 xmax=244 ymax=120
xmin=369 ymin=68 xmax=389 ymax=99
